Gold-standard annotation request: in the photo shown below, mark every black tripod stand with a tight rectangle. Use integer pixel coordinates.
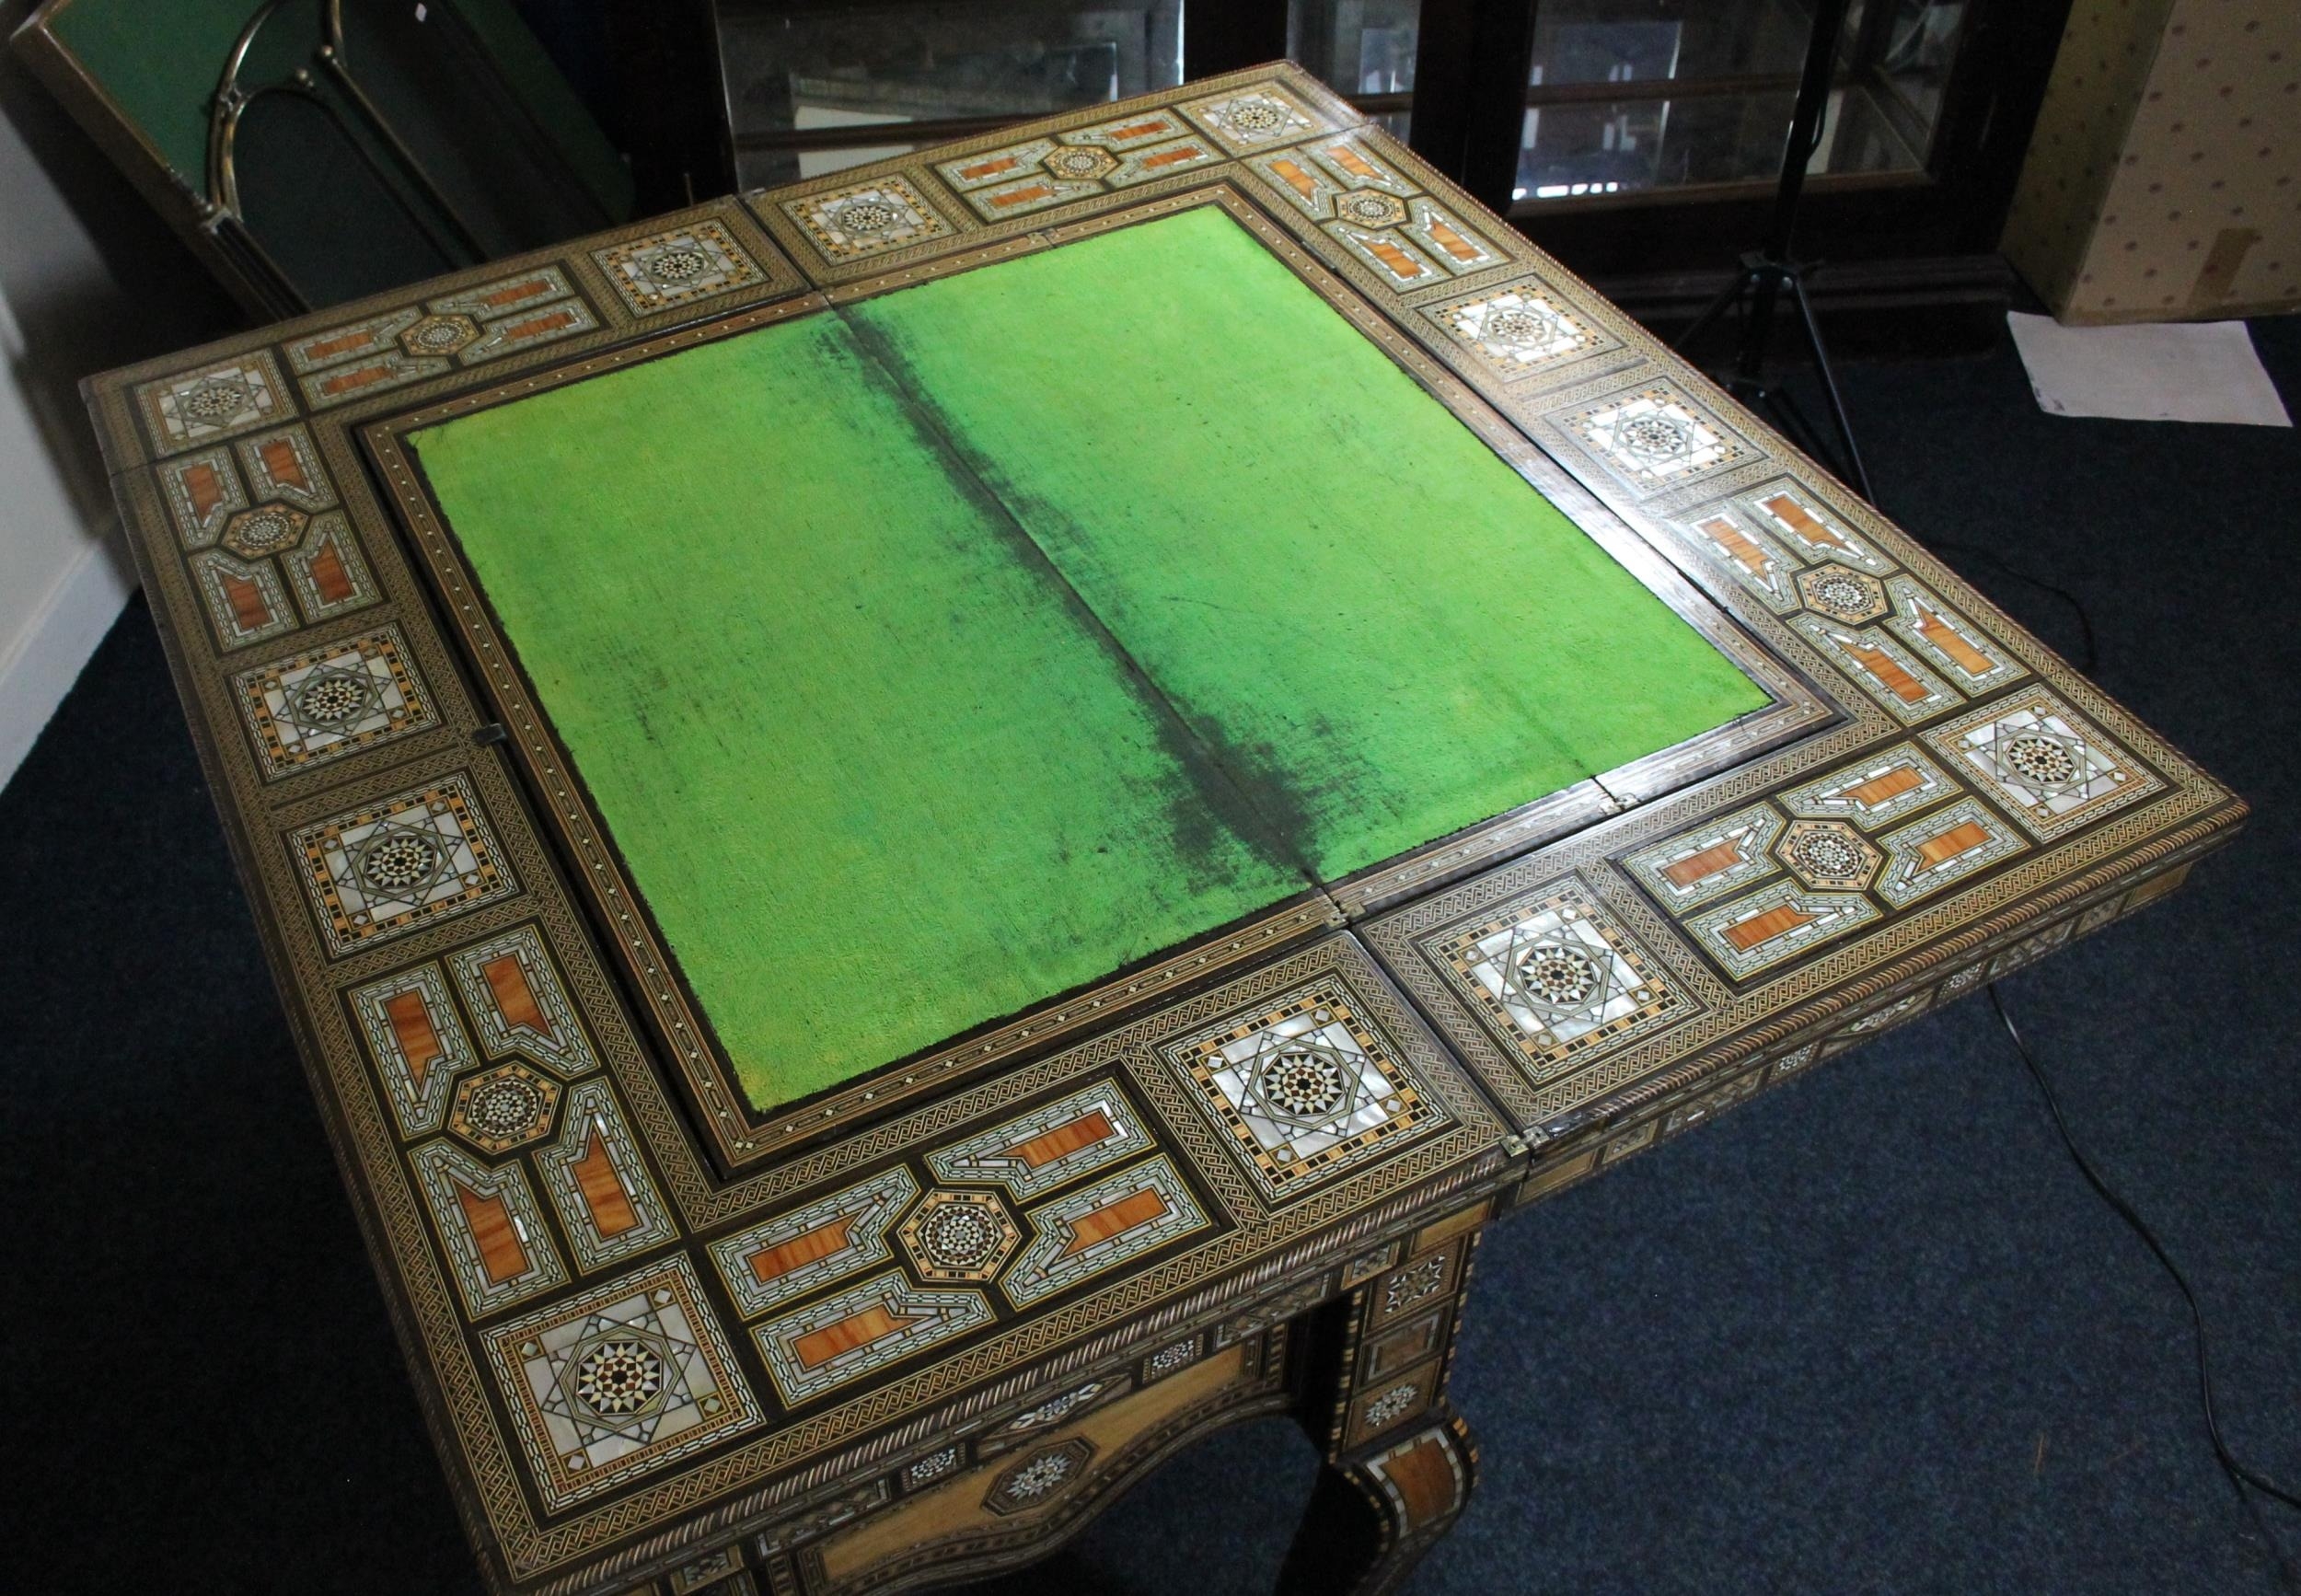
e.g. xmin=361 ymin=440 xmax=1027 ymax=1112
xmin=1672 ymin=0 xmax=1874 ymax=501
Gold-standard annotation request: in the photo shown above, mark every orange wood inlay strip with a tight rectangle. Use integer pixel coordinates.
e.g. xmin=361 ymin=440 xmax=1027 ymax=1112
xmin=1844 ymin=765 xmax=1925 ymax=807
xmin=1109 ymin=119 xmax=1172 ymax=140
xmin=257 ymin=438 xmax=310 ymax=492
xmin=1139 ymin=145 xmax=1206 ymax=170
xmin=792 ymin=1302 xmax=923 ymax=1369
xmin=1760 ymin=493 xmax=1847 ymax=548
xmin=182 ymin=462 xmax=225 ymax=519
xmin=1270 ymin=159 xmax=1321 ymax=200
xmin=1661 ymin=838 xmax=1746 ymax=887
xmin=1001 ymin=1109 xmax=1116 ymax=1169
xmin=499 ymin=310 xmax=577 ymax=341
xmin=221 ymin=573 xmax=271 ymax=631
xmin=746 ymin=1216 xmax=856 ymax=1285
xmin=1696 ymin=515 xmax=1770 ymax=575
xmin=305 ymin=538 xmax=354 ymax=605
xmin=302 ymin=330 xmax=377 ymax=361
xmin=1327 ymin=145 xmax=1381 ymax=179
xmin=570 ymin=1127 xmax=641 ymax=1236
xmin=383 ymin=989 xmax=445 ymax=1088
xmin=318 ymin=364 xmax=396 ymax=397
xmin=1914 ymin=820 xmax=1991 ymax=868
xmin=1059 ymin=1185 xmax=1168 ymax=1257
xmin=1382 ymin=1437 xmax=1459 ymax=1528
xmin=479 ymin=278 xmax=554 ymax=307
xmin=1426 ymin=217 xmax=1480 ymax=261
xmin=1724 ymin=904 xmax=1813 ymax=952
xmin=1366 ymin=240 xmax=1424 ymax=279
xmin=481 ymin=954 xmax=554 ymax=1037
xmin=957 ymin=156 xmax=1023 ymax=180
xmin=989 ymin=183 xmax=1055 ymax=208
xmin=1845 ymin=640 xmax=1929 ymax=702
xmin=1914 ymin=607 xmax=1995 ymax=676
xmin=454 ymin=1181 xmax=529 ymax=1283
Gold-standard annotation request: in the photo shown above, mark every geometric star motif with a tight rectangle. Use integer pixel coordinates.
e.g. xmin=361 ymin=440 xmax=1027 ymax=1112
xmin=1574 ymin=386 xmax=1745 ymax=490
xmin=984 ymin=1438 xmax=1095 ymax=1515
xmin=398 ymin=313 xmax=480 ymax=358
xmin=1795 ymin=565 xmax=1889 ymax=623
xmin=1433 ymin=880 xmax=1690 ymax=1081
xmin=1041 ymin=144 xmax=1117 ymax=182
xmin=292 ymin=777 xmax=516 ymax=953
xmin=487 ymin=1257 xmax=758 ymax=1509
xmin=896 ymin=1189 xmax=1021 ymax=1284
xmin=1926 ymin=691 xmax=2163 ymax=840
xmin=450 ymin=1060 xmax=561 ymax=1154
xmin=1167 ymin=980 xmax=1442 ymax=1202
xmin=1774 ymin=818 xmax=1883 ymax=891
xmin=219 ymin=502 xmax=308 ymax=559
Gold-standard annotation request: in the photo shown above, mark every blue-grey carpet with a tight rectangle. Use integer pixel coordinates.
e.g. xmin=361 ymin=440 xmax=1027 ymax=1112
xmin=3 ymin=317 xmax=2294 ymax=1595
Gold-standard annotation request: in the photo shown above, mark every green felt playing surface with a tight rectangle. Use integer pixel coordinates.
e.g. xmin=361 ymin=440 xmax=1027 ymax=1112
xmin=409 ymin=205 xmax=1765 ymax=1111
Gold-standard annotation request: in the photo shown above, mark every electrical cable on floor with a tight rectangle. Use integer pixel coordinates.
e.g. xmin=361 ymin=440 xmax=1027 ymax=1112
xmin=1986 ymin=986 xmax=2301 ymax=1591
xmin=1907 ymin=532 xmax=2296 ymax=1580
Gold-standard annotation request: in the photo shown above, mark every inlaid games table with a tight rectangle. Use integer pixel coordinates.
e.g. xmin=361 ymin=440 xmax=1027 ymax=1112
xmin=83 ymin=64 xmax=2242 ymax=1596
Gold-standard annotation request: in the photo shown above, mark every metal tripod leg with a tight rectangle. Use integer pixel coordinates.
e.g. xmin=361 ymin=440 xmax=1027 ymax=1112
xmin=1786 ymin=264 xmax=1874 ymax=500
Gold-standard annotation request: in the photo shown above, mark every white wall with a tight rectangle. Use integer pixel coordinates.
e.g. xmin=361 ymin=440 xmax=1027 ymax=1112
xmin=0 ymin=1 xmax=238 ymax=790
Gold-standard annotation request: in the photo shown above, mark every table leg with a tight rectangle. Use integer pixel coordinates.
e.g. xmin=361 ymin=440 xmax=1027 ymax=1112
xmin=1277 ymin=1220 xmax=1486 ymax=1596
xmin=1276 ymin=1405 xmax=1479 ymax=1596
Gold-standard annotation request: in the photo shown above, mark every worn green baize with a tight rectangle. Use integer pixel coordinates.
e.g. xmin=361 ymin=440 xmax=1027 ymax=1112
xmin=410 ymin=206 xmax=1764 ymax=1108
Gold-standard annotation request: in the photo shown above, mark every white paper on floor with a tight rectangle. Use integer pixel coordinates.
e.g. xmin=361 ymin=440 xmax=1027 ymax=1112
xmin=2006 ymin=312 xmax=2291 ymax=427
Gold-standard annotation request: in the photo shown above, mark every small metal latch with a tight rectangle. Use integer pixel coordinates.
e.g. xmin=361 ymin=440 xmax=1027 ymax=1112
xmin=471 ymin=722 xmax=510 ymax=747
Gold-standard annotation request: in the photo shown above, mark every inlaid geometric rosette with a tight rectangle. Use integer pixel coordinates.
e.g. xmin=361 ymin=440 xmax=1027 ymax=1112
xmin=985 ymin=1439 xmax=1096 ymax=1515
xmin=1003 ymin=1155 xmax=1211 ymax=1308
xmin=485 ymin=1256 xmax=760 ymax=1510
xmin=1177 ymin=82 xmax=1336 ymax=154
xmin=1877 ymin=796 xmax=2029 ymax=908
xmin=1622 ymin=803 xmax=1786 ymax=911
xmin=1563 ymin=382 xmax=1752 ymax=494
xmin=780 ymin=177 xmax=952 ymax=263
xmin=1684 ymin=880 xmax=1884 ymax=979
xmin=134 ymin=353 xmax=289 ymax=451
xmin=1426 ymin=877 xmax=1691 ymax=1082
xmin=925 ymin=1081 xmax=1151 ymax=1199
xmin=1779 ymin=744 xmax=1958 ymax=830
xmin=753 ymin=1271 xmax=994 ymax=1405
xmin=592 ymin=218 xmax=763 ymax=314
xmin=1163 ymin=977 xmax=1448 ymax=1205
xmin=1775 ymin=819 xmax=1883 ymax=891
xmin=1422 ymin=274 xmax=1617 ymax=388
xmin=290 ymin=776 xmax=516 ymax=954
xmin=451 ymin=1060 xmax=560 ymax=1154
xmin=1925 ymin=690 xmax=2162 ymax=839
xmin=233 ymin=626 xmax=435 ymax=776
xmin=709 ymin=1167 xmax=917 ymax=1319
xmin=897 ymin=1189 xmax=1022 ymax=1284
